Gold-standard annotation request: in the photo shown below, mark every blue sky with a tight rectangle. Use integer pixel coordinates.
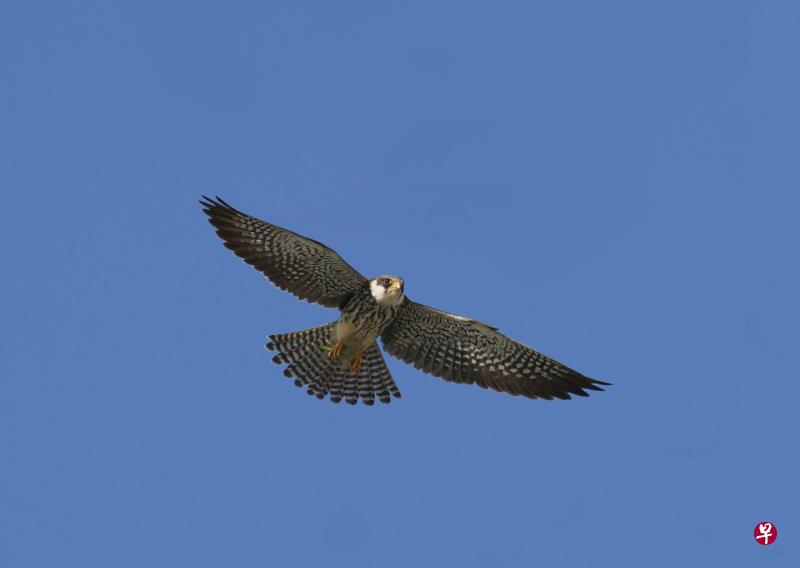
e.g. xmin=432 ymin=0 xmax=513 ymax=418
xmin=2 ymin=1 xmax=798 ymax=566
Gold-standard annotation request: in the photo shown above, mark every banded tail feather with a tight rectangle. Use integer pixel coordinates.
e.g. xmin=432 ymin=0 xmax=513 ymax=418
xmin=265 ymin=324 xmax=401 ymax=405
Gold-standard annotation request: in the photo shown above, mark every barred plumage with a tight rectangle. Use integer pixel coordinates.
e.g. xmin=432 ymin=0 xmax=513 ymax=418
xmin=202 ymin=196 xmax=611 ymax=405
xmin=380 ymin=301 xmax=609 ymax=399
xmin=340 ymin=284 xmax=401 ymax=340
xmin=201 ymin=196 xmax=365 ymax=309
xmin=266 ymin=325 xmax=401 ymax=405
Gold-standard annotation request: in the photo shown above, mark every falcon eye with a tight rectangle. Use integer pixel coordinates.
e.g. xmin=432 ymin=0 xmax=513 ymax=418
xmin=382 ymin=278 xmax=392 ymax=287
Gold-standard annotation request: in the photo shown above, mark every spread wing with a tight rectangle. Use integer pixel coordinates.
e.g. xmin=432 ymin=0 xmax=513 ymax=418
xmin=380 ymin=299 xmax=610 ymax=400
xmin=201 ymin=196 xmax=366 ymax=309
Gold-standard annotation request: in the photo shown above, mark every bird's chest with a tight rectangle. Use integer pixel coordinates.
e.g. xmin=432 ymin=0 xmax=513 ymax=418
xmin=337 ymin=296 xmax=398 ymax=347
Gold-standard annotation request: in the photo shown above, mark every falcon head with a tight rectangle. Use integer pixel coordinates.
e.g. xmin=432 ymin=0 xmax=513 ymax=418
xmin=370 ymin=275 xmax=405 ymax=306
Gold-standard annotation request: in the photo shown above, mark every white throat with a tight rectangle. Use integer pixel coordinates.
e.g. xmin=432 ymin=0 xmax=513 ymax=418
xmin=370 ymin=280 xmax=404 ymax=306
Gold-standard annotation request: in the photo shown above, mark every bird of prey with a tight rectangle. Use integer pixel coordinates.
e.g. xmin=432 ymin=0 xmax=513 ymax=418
xmin=201 ymin=197 xmax=610 ymax=405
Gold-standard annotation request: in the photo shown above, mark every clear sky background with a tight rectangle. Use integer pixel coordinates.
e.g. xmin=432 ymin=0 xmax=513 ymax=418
xmin=2 ymin=1 xmax=798 ymax=566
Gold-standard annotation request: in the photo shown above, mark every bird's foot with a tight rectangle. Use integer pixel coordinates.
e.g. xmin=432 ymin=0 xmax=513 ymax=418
xmin=349 ymin=350 xmax=363 ymax=373
xmin=327 ymin=342 xmax=343 ymax=358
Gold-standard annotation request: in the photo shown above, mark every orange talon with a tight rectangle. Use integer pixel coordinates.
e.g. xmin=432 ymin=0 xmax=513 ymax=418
xmin=329 ymin=342 xmax=342 ymax=358
xmin=350 ymin=350 xmax=363 ymax=373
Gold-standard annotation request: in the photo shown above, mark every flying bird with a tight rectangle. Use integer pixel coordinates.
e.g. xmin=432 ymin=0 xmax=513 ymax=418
xmin=201 ymin=197 xmax=610 ymax=405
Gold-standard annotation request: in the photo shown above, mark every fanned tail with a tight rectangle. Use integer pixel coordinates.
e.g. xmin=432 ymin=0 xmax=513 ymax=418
xmin=265 ymin=324 xmax=402 ymax=405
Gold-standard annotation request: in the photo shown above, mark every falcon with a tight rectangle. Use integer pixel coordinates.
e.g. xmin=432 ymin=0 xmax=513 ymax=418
xmin=201 ymin=197 xmax=610 ymax=405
